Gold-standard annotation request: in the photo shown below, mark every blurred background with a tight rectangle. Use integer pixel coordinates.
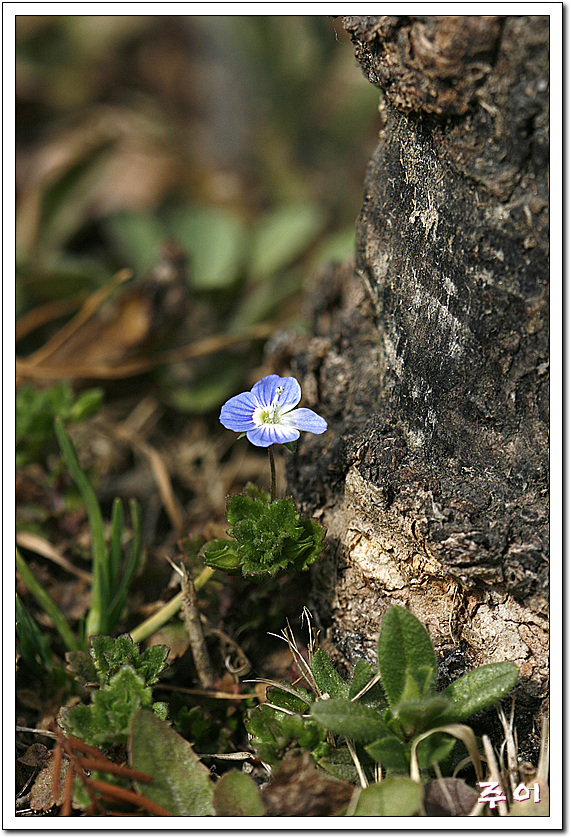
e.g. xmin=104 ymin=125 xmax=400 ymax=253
xmin=15 ymin=14 xmax=380 ymax=667
xmin=16 ymin=14 xmax=379 ymax=330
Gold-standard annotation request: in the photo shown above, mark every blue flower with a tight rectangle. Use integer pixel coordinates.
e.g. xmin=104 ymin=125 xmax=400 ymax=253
xmin=220 ymin=374 xmax=327 ymax=447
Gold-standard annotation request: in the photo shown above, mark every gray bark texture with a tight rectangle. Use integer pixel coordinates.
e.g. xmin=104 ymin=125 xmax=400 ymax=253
xmin=268 ymin=15 xmax=549 ymax=756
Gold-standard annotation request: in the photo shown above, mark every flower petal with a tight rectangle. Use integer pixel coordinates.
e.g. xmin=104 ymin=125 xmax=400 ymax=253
xmin=219 ymin=392 xmax=258 ymax=431
xmin=274 ymin=377 xmax=302 ymax=412
xmin=246 ymin=424 xmax=300 ymax=447
xmin=281 ymin=408 xmax=328 ymax=435
xmin=251 ymin=374 xmax=281 ymax=408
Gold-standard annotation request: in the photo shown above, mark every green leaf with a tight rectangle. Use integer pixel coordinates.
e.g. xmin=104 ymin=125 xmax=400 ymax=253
xmin=67 ymin=388 xmax=104 ymax=423
xmin=318 ymin=747 xmax=362 ymax=784
xmin=266 ymin=684 xmax=313 ymax=714
xmin=107 ymin=499 xmax=123 ymax=599
xmin=202 ymin=539 xmax=241 ymax=574
xmin=60 ymin=666 xmax=153 ymax=746
xmin=310 ymin=226 xmax=356 ymax=268
xmin=105 ymin=211 xmax=166 ymax=273
xmin=213 ymin=771 xmax=265 ymax=817
xmin=107 ymin=499 xmax=144 ymax=629
xmin=16 ymin=382 xmax=102 ymax=467
xmin=37 ymin=139 xmax=113 ymax=252
xmin=16 ymin=550 xmax=79 ymax=652
xmin=311 ymin=697 xmax=388 ymax=743
xmin=16 ymin=594 xmax=54 ymax=674
xmin=349 ymin=777 xmax=424 ymax=817
xmin=88 ymin=634 xmax=168 ymax=686
xmin=169 ymin=205 xmax=246 ymax=289
xmin=248 ymin=202 xmax=325 ymax=280
xmin=378 ymin=606 xmax=437 ymax=708
xmin=415 ymin=732 xmax=456 ymax=770
xmin=54 ymin=418 xmax=107 ymax=637
xmin=64 ymin=650 xmax=98 ymax=685
xmin=348 ymin=662 xmax=388 ymax=711
xmin=311 ymin=648 xmax=348 ymax=698
xmin=129 ymin=709 xmax=215 ymax=816
xmin=437 ymin=662 xmax=519 ymax=724
xmin=365 ymin=736 xmax=410 ymax=772
xmin=393 ymin=694 xmax=451 ymax=736
xmin=168 ymin=363 xmax=244 ymax=414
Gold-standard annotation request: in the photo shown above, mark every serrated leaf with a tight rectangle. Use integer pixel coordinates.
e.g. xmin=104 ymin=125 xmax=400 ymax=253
xmin=129 ymin=708 xmax=215 ymax=816
xmin=311 ymin=697 xmax=388 ymax=743
xmin=59 ymin=666 xmax=152 ymax=746
xmin=437 ymin=661 xmax=519 ymax=724
xmin=378 ymin=606 xmax=437 ymax=708
xmin=137 ymin=645 xmax=169 ymax=685
xmin=213 ymin=771 xmax=265 ymax=816
xmin=248 ymin=202 xmax=325 ymax=279
xmin=64 ymin=650 xmax=98 ymax=685
xmin=311 ymin=648 xmax=348 ymax=698
xmin=349 ymin=777 xmax=424 ymax=817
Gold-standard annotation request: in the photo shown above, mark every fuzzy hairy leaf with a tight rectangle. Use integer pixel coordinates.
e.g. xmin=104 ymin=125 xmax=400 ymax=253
xmin=89 ymin=634 xmax=168 ymax=685
xmin=349 ymin=777 xmax=424 ymax=817
xmin=213 ymin=771 xmax=265 ymax=817
xmin=60 ymin=666 xmax=153 ymax=746
xmin=393 ymin=694 xmax=451 ymax=736
xmin=437 ymin=661 xmax=519 ymax=724
xmin=365 ymin=735 xmax=410 ymax=772
xmin=246 ymin=699 xmax=327 ymax=766
xmin=378 ymin=606 xmax=437 ymax=708
xmin=266 ymin=684 xmax=313 ymax=713
xmin=318 ymin=746 xmax=376 ymax=785
xmin=311 ymin=697 xmax=388 ymax=743
xmin=205 ymin=489 xmax=324 ymax=577
xmin=129 ymin=709 xmax=215 ymax=816
xmin=348 ymin=661 xmax=388 ymax=711
xmin=201 ymin=539 xmax=241 ymax=573
xmin=415 ymin=732 xmax=456 ymax=771
xmin=311 ymin=648 xmax=348 ymax=699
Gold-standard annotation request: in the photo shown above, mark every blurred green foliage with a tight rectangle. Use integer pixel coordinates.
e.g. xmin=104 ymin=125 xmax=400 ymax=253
xmin=16 ymin=381 xmax=103 ymax=467
xmin=16 ymin=15 xmax=378 ymax=319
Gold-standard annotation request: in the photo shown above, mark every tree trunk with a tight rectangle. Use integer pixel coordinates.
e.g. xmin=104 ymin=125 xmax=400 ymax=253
xmin=270 ymin=15 xmax=549 ymax=758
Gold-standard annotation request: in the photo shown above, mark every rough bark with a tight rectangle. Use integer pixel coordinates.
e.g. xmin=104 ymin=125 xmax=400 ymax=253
xmin=268 ymin=15 xmax=549 ymax=757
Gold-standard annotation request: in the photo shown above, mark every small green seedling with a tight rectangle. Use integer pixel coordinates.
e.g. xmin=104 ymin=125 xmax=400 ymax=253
xmin=59 ymin=634 xmax=169 ymax=747
xmin=247 ymin=606 xmax=518 ymax=785
xmin=202 ymin=485 xmax=324 ymax=577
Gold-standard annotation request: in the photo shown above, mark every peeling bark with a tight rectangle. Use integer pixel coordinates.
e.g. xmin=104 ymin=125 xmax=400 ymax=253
xmin=268 ymin=15 xmax=549 ymax=758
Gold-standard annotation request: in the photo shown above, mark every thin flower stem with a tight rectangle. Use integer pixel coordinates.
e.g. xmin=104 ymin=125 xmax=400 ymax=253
xmin=268 ymin=445 xmax=277 ymax=502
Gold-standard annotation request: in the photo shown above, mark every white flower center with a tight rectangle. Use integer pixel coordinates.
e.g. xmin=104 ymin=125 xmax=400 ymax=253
xmin=255 ymin=386 xmax=285 ymax=426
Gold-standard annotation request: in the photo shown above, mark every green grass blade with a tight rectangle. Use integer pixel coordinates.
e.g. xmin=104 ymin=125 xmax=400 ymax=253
xmin=16 ymin=549 xmax=79 ymax=651
xmin=54 ymin=417 xmax=108 ymax=637
xmin=108 ymin=498 xmax=124 ymax=589
xmin=107 ymin=499 xmax=143 ymax=630
xmin=16 ymin=593 xmax=54 ymax=673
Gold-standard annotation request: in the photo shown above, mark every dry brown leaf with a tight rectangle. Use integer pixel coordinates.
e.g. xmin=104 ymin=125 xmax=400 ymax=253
xmin=30 ymin=753 xmax=70 ymax=811
xmin=262 ymin=751 xmax=354 ymax=817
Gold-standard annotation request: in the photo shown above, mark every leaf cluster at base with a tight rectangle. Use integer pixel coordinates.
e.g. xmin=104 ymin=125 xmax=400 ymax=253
xmin=59 ymin=634 xmax=169 ymax=747
xmin=202 ymin=484 xmax=324 ymax=577
xmin=246 ymin=606 xmax=519 ymax=787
